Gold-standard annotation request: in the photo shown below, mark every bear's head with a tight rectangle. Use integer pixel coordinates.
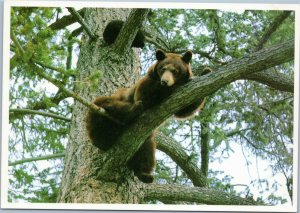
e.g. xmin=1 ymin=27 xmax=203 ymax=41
xmin=148 ymin=49 xmax=193 ymax=87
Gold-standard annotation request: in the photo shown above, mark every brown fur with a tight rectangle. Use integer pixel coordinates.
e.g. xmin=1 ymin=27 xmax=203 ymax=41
xmin=86 ymin=49 xmax=208 ymax=183
xmin=174 ymin=66 xmax=212 ymax=118
xmin=128 ymin=132 xmax=156 ymax=183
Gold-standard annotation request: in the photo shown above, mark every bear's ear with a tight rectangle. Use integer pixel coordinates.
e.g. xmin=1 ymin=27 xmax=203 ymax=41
xmin=156 ymin=49 xmax=166 ymax=61
xmin=182 ymin=50 xmax=192 ymax=64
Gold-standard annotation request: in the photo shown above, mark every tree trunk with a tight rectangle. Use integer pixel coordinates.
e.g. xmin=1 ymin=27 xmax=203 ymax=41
xmin=57 ymin=8 xmax=143 ymax=203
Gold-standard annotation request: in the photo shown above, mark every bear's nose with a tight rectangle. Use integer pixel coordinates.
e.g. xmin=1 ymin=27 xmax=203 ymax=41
xmin=161 ymin=79 xmax=168 ymax=86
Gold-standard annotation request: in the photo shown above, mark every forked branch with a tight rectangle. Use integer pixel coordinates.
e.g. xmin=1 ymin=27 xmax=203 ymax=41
xmin=67 ymin=7 xmax=96 ymax=40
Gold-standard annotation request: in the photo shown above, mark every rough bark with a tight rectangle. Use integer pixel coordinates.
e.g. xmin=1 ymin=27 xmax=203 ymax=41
xmin=113 ymin=9 xmax=149 ymax=54
xmin=193 ymin=64 xmax=294 ymax=93
xmin=58 ymin=8 xmax=144 ymax=203
xmin=200 ymin=121 xmax=209 ymax=179
xmin=244 ymin=67 xmax=294 ymax=93
xmin=143 ymin=184 xmax=258 ymax=205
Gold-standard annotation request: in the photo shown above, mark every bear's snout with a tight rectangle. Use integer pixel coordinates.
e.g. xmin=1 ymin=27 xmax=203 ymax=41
xmin=161 ymin=71 xmax=175 ymax=87
xmin=161 ymin=79 xmax=168 ymax=86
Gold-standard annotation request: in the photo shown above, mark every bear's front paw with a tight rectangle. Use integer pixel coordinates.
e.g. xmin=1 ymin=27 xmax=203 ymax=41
xmin=94 ymin=97 xmax=113 ymax=108
xmin=131 ymin=100 xmax=144 ymax=112
xmin=136 ymin=172 xmax=154 ymax=183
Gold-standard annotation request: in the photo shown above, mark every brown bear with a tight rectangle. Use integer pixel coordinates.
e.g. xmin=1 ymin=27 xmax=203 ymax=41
xmin=86 ymin=49 xmax=210 ymax=183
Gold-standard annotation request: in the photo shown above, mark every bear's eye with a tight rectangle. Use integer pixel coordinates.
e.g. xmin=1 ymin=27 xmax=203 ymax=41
xmin=159 ymin=67 xmax=166 ymax=74
xmin=171 ymin=68 xmax=178 ymax=73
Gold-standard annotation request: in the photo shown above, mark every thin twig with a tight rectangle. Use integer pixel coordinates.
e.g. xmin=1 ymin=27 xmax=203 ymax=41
xmin=145 ymin=36 xmax=168 ymax=51
xmin=49 ymin=8 xmax=86 ymax=30
xmin=9 ymin=153 xmax=66 ymax=166
xmin=30 ymin=62 xmax=124 ymax=125
xmin=255 ymin=11 xmax=292 ymax=51
xmin=9 ymin=108 xmax=71 ymax=121
xmin=66 ymin=27 xmax=83 ymax=70
xmin=11 ymin=30 xmax=25 ymax=55
xmin=67 ymin=7 xmax=96 ymax=40
xmin=32 ymin=59 xmax=67 ymax=74
xmin=11 ymin=31 xmax=123 ymax=125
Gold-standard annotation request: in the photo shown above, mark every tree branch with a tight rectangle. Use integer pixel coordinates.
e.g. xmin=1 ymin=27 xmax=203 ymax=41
xmin=67 ymin=7 xmax=96 ymax=40
xmin=33 ymin=27 xmax=83 ymax=111
xmin=9 ymin=108 xmax=71 ymax=122
xmin=32 ymin=59 xmax=68 ymax=74
xmin=11 ymin=9 xmax=85 ymax=70
xmin=113 ymin=9 xmax=149 ymax=54
xmin=12 ymin=28 xmax=123 ymax=125
xmin=9 ymin=153 xmax=65 ymax=166
xmin=193 ymin=63 xmax=294 ymax=94
xmin=243 ymin=11 xmax=294 ymax=93
xmin=145 ymin=35 xmax=167 ymax=51
xmin=29 ymin=62 xmax=124 ymax=125
xmin=142 ymin=183 xmax=259 ymax=205
xmin=49 ymin=8 xmax=86 ymax=31
xmin=200 ymin=121 xmax=209 ymax=179
xmin=255 ymin=11 xmax=292 ymax=51
xmin=244 ymin=67 xmax=294 ymax=93
xmin=155 ymin=132 xmax=206 ymax=187
xmin=193 ymin=12 xmax=293 ymax=90
xmin=11 ymin=30 xmax=25 ymax=55
xmin=143 ymin=25 xmax=170 ymax=51
xmin=210 ymin=11 xmax=226 ymax=53
xmin=66 ymin=27 xmax=83 ymax=70
xmin=98 ymin=39 xmax=294 ymax=178
xmin=31 ymin=91 xmax=69 ymax=110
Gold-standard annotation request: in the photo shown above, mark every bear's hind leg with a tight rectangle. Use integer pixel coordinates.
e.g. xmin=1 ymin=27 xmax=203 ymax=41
xmin=128 ymin=132 xmax=156 ymax=183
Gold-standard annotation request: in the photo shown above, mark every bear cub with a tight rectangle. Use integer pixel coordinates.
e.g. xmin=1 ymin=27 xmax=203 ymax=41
xmin=86 ymin=49 xmax=210 ymax=183
xmin=103 ymin=20 xmax=145 ymax=48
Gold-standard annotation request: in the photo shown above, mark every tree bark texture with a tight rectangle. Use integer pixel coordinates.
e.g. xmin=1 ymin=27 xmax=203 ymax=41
xmin=244 ymin=67 xmax=294 ymax=93
xmin=113 ymin=9 xmax=149 ymax=54
xmin=200 ymin=121 xmax=209 ymax=179
xmin=58 ymin=8 xmax=144 ymax=203
xmin=143 ymin=184 xmax=257 ymax=205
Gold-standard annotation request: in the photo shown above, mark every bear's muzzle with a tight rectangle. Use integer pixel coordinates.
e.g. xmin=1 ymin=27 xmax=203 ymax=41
xmin=161 ymin=71 xmax=175 ymax=87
